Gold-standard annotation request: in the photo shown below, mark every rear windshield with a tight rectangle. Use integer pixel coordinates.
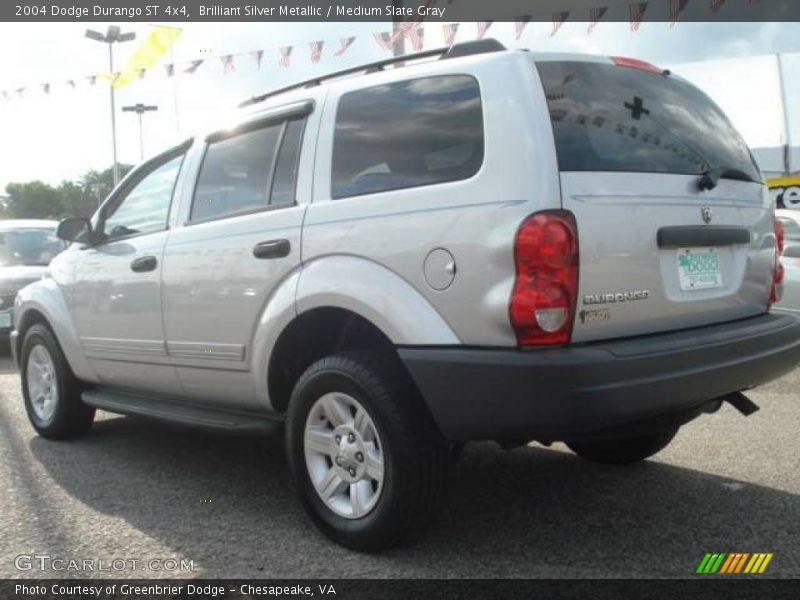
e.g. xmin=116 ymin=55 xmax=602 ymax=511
xmin=536 ymin=61 xmax=760 ymax=181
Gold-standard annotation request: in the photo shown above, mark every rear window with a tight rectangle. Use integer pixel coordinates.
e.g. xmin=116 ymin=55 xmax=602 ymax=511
xmin=536 ymin=61 xmax=760 ymax=181
xmin=332 ymin=75 xmax=483 ymax=199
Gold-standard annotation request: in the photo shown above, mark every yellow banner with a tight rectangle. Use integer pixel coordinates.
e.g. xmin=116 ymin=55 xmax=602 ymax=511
xmin=112 ymin=26 xmax=181 ymax=90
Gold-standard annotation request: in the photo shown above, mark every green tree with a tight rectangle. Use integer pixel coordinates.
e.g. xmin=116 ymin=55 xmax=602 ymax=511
xmin=2 ymin=164 xmax=133 ymax=221
xmin=4 ymin=181 xmax=63 ymax=219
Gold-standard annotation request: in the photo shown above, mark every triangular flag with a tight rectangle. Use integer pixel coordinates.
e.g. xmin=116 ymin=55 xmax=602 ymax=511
xmin=250 ymin=50 xmax=264 ymax=69
xmin=552 ymin=11 xmax=570 ymax=36
xmin=588 ymin=6 xmax=608 ymax=33
xmin=334 ymin=36 xmax=355 ymax=56
xmin=515 ymin=16 xmax=531 ymax=40
xmin=184 ymin=59 xmax=203 ymax=74
xmin=278 ymin=46 xmax=292 ymax=68
xmin=220 ymin=54 xmax=235 ymax=74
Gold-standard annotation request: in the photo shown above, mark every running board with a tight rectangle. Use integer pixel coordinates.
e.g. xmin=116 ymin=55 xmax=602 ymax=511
xmin=82 ymin=389 xmax=283 ymax=434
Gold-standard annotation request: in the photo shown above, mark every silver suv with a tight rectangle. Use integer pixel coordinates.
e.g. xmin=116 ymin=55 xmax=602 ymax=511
xmin=12 ymin=40 xmax=800 ymax=551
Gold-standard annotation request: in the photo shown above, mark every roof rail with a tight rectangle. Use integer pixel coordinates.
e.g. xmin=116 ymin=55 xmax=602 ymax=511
xmin=238 ymin=38 xmax=507 ymax=109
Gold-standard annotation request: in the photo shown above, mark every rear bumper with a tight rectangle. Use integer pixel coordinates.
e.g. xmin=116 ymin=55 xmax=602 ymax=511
xmin=398 ymin=313 xmax=800 ymax=443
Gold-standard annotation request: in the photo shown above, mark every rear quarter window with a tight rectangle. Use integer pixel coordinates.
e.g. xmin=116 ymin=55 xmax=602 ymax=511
xmin=331 ymin=75 xmax=483 ymax=199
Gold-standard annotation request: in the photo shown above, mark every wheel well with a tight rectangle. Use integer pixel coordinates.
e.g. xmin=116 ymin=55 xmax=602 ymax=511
xmin=268 ymin=308 xmax=398 ymax=414
xmin=15 ymin=309 xmax=49 ymax=357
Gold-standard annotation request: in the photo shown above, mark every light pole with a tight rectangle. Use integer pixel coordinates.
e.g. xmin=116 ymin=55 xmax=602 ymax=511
xmin=122 ymin=103 xmax=158 ymax=160
xmin=85 ymin=26 xmax=136 ymax=187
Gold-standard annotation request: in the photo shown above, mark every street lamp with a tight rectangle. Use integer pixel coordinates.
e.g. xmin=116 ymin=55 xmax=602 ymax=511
xmin=85 ymin=26 xmax=136 ymax=187
xmin=122 ymin=103 xmax=158 ymax=160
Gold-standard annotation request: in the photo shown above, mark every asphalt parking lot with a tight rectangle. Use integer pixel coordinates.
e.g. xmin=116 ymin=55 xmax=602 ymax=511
xmin=0 ymin=346 xmax=798 ymax=579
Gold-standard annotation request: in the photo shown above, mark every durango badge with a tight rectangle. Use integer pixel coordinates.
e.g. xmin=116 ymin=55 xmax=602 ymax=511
xmin=583 ymin=290 xmax=650 ymax=305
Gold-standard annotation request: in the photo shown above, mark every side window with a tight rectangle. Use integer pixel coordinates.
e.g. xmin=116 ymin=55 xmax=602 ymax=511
xmin=190 ymin=117 xmax=304 ymax=223
xmin=331 ymin=75 xmax=483 ymax=199
xmin=270 ymin=118 xmax=305 ymax=206
xmin=103 ymin=154 xmax=184 ymax=240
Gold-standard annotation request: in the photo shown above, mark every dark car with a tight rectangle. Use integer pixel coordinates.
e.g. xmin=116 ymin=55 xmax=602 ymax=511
xmin=0 ymin=220 xmax=66 ymax=334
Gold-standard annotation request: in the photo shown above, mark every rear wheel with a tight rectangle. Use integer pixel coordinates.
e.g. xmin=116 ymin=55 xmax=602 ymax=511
xmin=21 ymin=323 xmax=94 ymax=440
xmin=286 ymin=351 xmax=448 ymax=551
xmin=566 ymin=426 xmax=678 ymax=465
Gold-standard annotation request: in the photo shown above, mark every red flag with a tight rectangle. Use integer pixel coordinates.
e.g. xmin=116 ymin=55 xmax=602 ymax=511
xmin=442 ymin=23 xmax=459 ymax=47
xmin=334 ymin=37 xmax=355 ymax=56
xmin=250 ymin=50 xmax=264 ymax=70
xmin=588 ymin=6 xmax=608 ymax=33
xmin=309 ymin=41 xmax=324 ymax=64
xmin=278 ymin=46 xmax=292 ymax=68
xmin=394 ymin=23 xmax=424 ymax=51
xmin=476 ymin=21 xmax=492 ymax=39
xmin=710 ymin=0 xmax=726 ymax=12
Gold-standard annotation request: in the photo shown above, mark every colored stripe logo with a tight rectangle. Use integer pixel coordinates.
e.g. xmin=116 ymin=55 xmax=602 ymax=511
xmin=696 ymin=553 xmax=773 ymax=574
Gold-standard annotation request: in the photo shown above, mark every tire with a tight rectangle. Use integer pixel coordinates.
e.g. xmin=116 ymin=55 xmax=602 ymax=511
xmin=20 ymin=323 xmax=94 ymax=440
xmin=286 ymin=351 xmax=448 ymax=552
xmin=566 ymin=426 xmax=679 ymax=465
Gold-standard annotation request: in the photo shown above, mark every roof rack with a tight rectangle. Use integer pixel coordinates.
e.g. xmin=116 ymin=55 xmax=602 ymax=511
xmin=238 ymin=38 xmax=506 ymax=109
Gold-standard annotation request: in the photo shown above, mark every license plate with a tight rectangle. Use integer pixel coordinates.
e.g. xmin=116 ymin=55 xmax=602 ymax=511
xmin=0 ymin=312 xmax=11 ymax=328
xmin=677 ymin=247 xmax=722 ymax=291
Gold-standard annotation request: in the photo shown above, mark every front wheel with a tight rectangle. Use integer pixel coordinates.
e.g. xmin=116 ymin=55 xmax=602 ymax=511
xmin=21 ymin=323 xmax=94 ymax=440
xmin=286 ymin=351 xmax=448 ymax=552
xmin=566 ymin=426 xmax=678 ymax=465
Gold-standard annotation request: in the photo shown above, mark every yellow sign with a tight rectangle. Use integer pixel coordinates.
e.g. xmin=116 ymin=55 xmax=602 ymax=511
xmin=768 ymin=175 xmax=800 ymax=209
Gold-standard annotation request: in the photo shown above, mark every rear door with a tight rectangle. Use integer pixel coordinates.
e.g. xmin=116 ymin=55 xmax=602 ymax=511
xmin=535 ymin=58 xmax=775 ymax=342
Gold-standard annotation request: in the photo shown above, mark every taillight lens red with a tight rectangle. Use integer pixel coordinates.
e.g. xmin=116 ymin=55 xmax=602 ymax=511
xmin=770 ymin=217 xmax=785 ymax=305
xmin=510 ymin=211 xmax=579 ymax=346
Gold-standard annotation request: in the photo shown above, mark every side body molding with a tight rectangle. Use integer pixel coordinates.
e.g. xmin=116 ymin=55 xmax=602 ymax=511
xmin=13 ymin=279 xmax=97 ymax=383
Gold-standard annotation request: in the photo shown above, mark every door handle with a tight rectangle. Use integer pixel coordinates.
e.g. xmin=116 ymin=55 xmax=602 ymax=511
xmin=130 ymin=255 xmax=158 ymax=272
xmin=253 ymin=239 xmax=291 ymax=259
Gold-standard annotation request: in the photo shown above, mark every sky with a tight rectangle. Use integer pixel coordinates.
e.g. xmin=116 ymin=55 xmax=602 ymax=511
xmin=1 ymin=21 xmax=799 ymax=193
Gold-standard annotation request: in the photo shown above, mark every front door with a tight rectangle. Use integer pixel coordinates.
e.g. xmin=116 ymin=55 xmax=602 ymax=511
xmin=71 ymin=150 xmax=185 ymax=394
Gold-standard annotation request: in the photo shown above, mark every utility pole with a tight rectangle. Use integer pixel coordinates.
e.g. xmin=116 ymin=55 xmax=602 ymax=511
xmin=776 ymin=54 xmax=792 ymax=176
xmin=85 ymin=26 xmax=137 ymax=187
xmin=122 ymin=103 xmax=158 ymax=161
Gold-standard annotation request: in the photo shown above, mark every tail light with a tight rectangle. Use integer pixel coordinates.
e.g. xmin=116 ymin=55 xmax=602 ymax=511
xmin=769 ymin=217 xmax=785 ymax=306
xmin=510 ymin=210 xmax=579 ymax=346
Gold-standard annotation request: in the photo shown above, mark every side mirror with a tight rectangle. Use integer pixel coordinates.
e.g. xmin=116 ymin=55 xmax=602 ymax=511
xmin=57 ymin=218 xmax=93 ymax=244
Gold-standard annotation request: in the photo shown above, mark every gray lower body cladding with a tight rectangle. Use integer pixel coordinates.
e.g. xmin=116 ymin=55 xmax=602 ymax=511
xmin=398 ymin=313 xmax=800 ymax=443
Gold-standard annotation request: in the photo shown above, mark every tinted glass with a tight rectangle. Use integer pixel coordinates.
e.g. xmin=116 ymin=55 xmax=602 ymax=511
xmin=536 ymin=61 xmax=760 ymax=180
xmin=0 ymin=228 xmax=66 ymax=267
xmin=270 ymin=118 xmax=305 ymax=206
xmin=332 ymin=75 xmax=483 ymax=199
xmin=192 ymin=124 xmax=282 ymax=222
xmin=104 ymin=154 xmax=184 ymax=240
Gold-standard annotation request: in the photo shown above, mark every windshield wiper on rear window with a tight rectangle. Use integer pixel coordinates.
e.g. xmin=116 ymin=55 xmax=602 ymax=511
xmin=697 ymin=166 xmax=756 ymax=191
